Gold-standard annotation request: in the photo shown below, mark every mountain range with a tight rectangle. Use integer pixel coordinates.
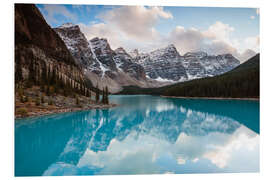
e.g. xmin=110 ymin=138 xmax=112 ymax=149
xmin=54 ymin=23 xmax=240 ymax=93
xmin=118 ymin=53 xmax=259 ymax=98
xmin=15 ymin=4 xmax=251 ymax=96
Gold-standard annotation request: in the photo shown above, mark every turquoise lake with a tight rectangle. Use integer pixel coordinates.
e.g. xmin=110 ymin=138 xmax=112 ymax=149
xmin=15 ymin=95 xmax=260 ymax=176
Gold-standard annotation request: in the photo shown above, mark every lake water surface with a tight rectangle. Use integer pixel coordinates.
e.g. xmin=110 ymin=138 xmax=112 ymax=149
xmin=15 ymin=95 xmax=259 ymax=176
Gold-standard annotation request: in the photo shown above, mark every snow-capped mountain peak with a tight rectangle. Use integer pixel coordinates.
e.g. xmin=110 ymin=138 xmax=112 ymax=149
xmin=184 ymin=51 xmax=208 ymax=59
xmin=150 ymin=44 xmax=179 ymax=58
xmin=54 ymin=23 xmax=240 ymax=91
xmin=89 ymin=37 xmax=114 ymax=57
xmin=129 ymin=49 xmax=140 ymax=58
xmin=115 ymin=47 xmax=128 ymax=55
xmin=58 ymin=22 xmax=77 ymax=28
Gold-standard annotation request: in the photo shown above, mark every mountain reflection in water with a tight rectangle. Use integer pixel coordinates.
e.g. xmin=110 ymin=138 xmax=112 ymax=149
xmin=15 ymin=95 xmax=259 ymax=176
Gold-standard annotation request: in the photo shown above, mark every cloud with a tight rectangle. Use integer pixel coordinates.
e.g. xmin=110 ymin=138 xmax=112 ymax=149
xmin=169 ymin=26 xmax=204 ymax=54
xmin=41 ymin=4 xmax=77 ymax=24
xmin=167 ymin=21 xmax=259 ymax=62
xmin=250 ymin=15 xmax=255 ymax=20
xmin=204 ymin=21 xmax=234 ymax=42
xmin=168 ymin=22 xmax=239 ymax=57
xmin=72 ymin=5 xmax=91 ymax=14
xmin=237 ymin=49 xmax=257 ymax=61
xmin=79 ymin=22 xmax=165 ymax=52
xmin=97 ymin=6 xmax=172 ymax=41
xmin=245 ymin=35 xmax=260 ymax=52
xmin=79 ymin=22 xmax=136 ymax=51
xmin=79 ymin=23 xmax=119 ymax=45
xmin=205 ymin=40 xmax=238 ymax=56
xmin=78 ymin=6 xmax=258 ymax=62
xmin=203 ymin=126 xmax=259 ymax=168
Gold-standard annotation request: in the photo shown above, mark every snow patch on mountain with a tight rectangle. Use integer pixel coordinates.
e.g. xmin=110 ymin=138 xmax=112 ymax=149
xmin=88 ymin=41 xmax=109 ymax=77
xmin=54 ymin=23 xmax=240 ymax=91
xmin=59 ymin=23 xmax=76 ymax=28
xmin=132 ymin=46 xmax=240 ymax=83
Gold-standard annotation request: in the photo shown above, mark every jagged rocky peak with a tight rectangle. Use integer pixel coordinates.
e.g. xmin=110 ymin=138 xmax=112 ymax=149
xmin=89 ymin=37 xmax=117 ymax=72
xmin=149 ymin=44 xmax=180 ymax=61
xmin=216 ymin=53 xmax=240 ymax=67
xmin=115 ymin=47 xmax=128 ymax=55
xmin=218 ymin=53 xmax=236 ymax=60
xmin=54 ymin=23 xmax=88 ymax=50
xmin=113 ymin=47 xmax=146 ymax=81
xmin=129 ymin=49 xmax=140 ymax=58
xmin=133 ymin=44 xmax=187 ymax=81
xmin=166 ymin=44 xmax=178 ymax=52
xmin=90 ymin=37 xmax=109 ymax=47
xmin=184 ymin=51 xmax=208 ymax=59
xmin=58 ymin=22 xmax=77 ymax=28
xmin=89 ymin=37 xmax=115 ymax=56
xmin=114 ymin=47 xmax=132 ymax=60
xmin=182 ymin=52 xmax=240 ymax=79
xmin=54 ymin=23 xmax=93 ymax=68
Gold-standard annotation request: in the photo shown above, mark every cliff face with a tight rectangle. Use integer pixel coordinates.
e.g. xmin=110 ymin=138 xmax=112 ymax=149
xmin=131 ymin=46 xmax=240 ymax=82
xmin=54 ymin=24 xmax=156 ymax=93
xmin=54 ymin=23 xmax=94 ymax=68
xmin=15 ymin=4 xmax=89 ymax=92
xmin=132 ymin=45 xmax=187 ymax=81
xmin=15 ymin=4 xmax=76 ymax=66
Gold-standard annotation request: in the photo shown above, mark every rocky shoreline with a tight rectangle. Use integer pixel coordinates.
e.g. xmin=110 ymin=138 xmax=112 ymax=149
xmin=15 ymin=103 xmax=118 ymax=119
xmin=15 ymin=86 xmax=119 ymax=119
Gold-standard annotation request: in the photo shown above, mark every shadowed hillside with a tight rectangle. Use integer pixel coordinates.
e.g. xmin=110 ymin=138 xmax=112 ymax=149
xmin=15 ymin=4 xmax=112 ymax=118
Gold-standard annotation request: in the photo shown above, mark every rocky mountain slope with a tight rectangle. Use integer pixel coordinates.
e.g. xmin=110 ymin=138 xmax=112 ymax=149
xmin=15 ymin=5 xmax=91 ymax=93
xmin=54 ymin=22 xmax=240 ymax=93
xmin=53 ymin=23 xmax=94 ymax=68
xmin=131 ymin=46 xmax=240 ymax=82
xmin=54 ymin=24 xmax=163 ymax=93
xmin=162 ymin=53 xmax=259 ymax=98
xmin=118 ymin=54 xmax=259 ymax=98
xmin=132 ymin=44 xmax=188 ymax=81
xmin=15 ymin=4 xmax=115 ymax=118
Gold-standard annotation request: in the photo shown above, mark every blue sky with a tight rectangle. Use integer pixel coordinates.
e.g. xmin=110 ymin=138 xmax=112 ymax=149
xmin=158 ymin=7 xmax=259 ymax=38
xmin=36 ymin=4 xmax=259 ymax=61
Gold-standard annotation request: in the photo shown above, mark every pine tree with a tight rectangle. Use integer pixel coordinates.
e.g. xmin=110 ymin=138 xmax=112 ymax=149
xmin=35 ymin=64 xmax=40 ymax=85
xmin=15 ymin=58 xmax=23 ymax=84
xmin=86 ymin=89 xmax=91 ymax=99
xmin=41 ymin=95 xmax=45 ymax=104
xmin=41 ymin=62 xmax=47 ymax=85
xmin=28 ymin=58 xmax=35 ymax=86
xmin=76 ymin=95 xmax=79 ymax=105
xmin=47 ymin=66 xmax=51 ymax=86
xmin=59 ymin=74 xmax=64 ymax=89
xmin=101 ymin=88 xmax=105 ymax=104
xmin=105 ymin=86 xmax=109 ymax=104
xmin=50 ymin=68 xmax=56 ymax=85
xmin=46 ymin=85 xmax=50 ymax=96
xmin=63 ymin=88 xmax=67 ymax=97
xmin=40 ymin=84 xmax=45 ymax=92
xmin=95 ymin=84 xmax=100 ymax=103
xmin=35 ymin=96 xmax=40 ymax=106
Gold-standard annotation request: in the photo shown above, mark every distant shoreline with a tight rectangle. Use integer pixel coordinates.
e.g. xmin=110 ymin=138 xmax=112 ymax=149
xmin=15 ymin=103 xmax=118 ymax=120
xmin=161 ymin=96 xmax=259 ymax=101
